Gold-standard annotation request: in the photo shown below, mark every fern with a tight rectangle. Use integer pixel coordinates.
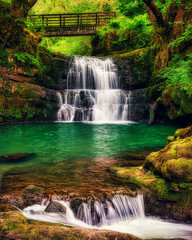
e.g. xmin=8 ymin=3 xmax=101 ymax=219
xmin=161 ymin=54 xmax=192 ymax=96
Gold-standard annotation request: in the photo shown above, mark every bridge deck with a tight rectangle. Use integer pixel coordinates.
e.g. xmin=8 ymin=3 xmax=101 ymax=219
xmin=29 ymin=12 xmax=116 ymax=37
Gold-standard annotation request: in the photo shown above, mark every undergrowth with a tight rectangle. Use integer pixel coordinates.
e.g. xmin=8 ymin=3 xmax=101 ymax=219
xmin=161 ymin=54 xmax=192 ymax=97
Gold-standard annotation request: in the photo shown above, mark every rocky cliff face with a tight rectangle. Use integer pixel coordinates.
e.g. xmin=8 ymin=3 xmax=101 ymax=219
xmin=0 ymin=55 xmax=72 ymax=123
xmin=111 ymin=50 xmax=159 ymax=123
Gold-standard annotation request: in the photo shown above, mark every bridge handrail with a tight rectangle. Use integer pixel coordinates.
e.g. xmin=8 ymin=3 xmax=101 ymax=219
xmin=28 ymin=11 xmax=117 ymax=36
xmin=29 ymin=11 xmax=117 ymax=17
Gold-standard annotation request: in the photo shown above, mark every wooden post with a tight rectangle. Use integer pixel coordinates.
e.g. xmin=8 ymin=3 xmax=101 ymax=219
xmin=96 ymin=13 xmax=97 ymax=26
xmin=77 ymin=14 xmax=79 ymax=26
xmin=97 ymin=13 xmax=99 ymax=25
xmin=42 ymin=15 xmax=44 ymax=28
xmin=63 ymin=17 xmax=65 ymax=27
xmin=60 ymin=15 xmax=62 ymax=28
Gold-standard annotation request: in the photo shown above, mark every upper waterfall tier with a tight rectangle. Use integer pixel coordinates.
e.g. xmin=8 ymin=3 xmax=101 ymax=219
xmin=57 ymin=56 xmax=131 ymax=122
xmin=67 ymin=57 xmax=118 ymax=90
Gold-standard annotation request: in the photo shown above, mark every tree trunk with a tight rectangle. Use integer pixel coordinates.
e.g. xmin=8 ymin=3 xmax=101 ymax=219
xmin=10 ymin=0 xmax=38 ymax=18
xmin=143 ymin=0 xmax=165 ymax=27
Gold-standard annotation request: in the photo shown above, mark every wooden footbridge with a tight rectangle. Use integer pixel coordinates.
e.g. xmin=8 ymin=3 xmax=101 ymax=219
xmin=30 ymin=12 xmax=117 ymax=37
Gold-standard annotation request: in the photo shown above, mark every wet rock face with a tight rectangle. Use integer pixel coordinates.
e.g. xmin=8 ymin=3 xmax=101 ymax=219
xmin=129 ymin=89 xmax=150 ymax=122
xmin=0 ymin=55 xmax=73 ymax=123
xmin=21 ymin=185 xmax=45 ymax=207
xmin=2 ymin=185 xmax=45 ymax=208
xmin=45 ymin=201 xmax=67 ymax=214
xmin=113 ymin=53 xmax=151 ymax=91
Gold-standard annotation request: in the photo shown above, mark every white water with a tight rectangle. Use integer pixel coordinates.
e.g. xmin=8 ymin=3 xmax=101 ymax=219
xmin=57 ymin=56 xmax=132 ymax=122
xmin=22 ymin=195 xmax=192 ymax=239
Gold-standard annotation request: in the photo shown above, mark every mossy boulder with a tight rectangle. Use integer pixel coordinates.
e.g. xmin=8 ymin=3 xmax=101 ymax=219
xmin=144 ymin=126 xmax=192 ymax=182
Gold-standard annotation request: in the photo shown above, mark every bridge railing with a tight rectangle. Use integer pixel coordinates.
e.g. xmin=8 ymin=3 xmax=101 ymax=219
xmin=29 ymin=12 xmax=117 ymax=33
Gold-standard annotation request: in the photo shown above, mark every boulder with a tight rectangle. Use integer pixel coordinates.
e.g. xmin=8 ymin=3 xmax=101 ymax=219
xmin=45 ymin=201 xmax=67 ymax=214
xmin=144 ymin=126 xmax=192 ymax=182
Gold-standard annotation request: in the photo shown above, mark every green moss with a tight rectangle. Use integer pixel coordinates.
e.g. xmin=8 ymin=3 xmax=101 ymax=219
xmin=111 ymin=166 xmax=181 ymax=202
xmin=144 ymin=128 xmax=192 ymax=182
xmin=174 ymin=125 xmax=192 ymax=139
xmin=164 ymin=158 xmax=192 ymax=181
xmin=23 ymin=185 xmax=43 ymax=194
xmin=167 ymin=136 xmax=175 ymax=144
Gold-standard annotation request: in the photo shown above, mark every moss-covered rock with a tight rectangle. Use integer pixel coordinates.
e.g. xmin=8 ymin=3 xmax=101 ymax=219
xmin=111 ymin=126 xmax=192 ymax=222
xmin=144 ymin=126 xmax=192 ymax=182
xmin=0 ymin=76 xmax=60 ymax=123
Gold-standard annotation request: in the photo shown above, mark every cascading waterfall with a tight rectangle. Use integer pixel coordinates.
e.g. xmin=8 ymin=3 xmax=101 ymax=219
xmin=22 ymin=194 xmax=192 ymax=239
xmin=76 ymin=194 xmax=145 ymax=226
xmin=57 ymin=56 xmax=131 ymax=122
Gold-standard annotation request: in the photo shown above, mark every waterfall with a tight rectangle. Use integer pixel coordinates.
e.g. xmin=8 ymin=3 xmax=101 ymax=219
xmin=76 ymin=194 xmax=144 ymax=226
xmin=22 ymin=194 xmax=192 ymax=239
xmin=57 ymin=56 xmax=132 ymax=122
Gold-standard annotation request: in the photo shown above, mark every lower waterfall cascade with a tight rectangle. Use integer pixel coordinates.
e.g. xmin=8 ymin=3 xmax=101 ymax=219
xmin=22 ymin=194 xmax=192 ymax=239
xmin=57 ymin=56 xmax=132 ymax=122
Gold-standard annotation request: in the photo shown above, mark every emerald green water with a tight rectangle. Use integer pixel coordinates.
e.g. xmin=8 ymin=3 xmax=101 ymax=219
xmin=0 ymin=123 xmax=179 ymax=167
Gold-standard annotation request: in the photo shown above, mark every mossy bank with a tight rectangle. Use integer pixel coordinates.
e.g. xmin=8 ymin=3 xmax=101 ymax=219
xmin=111 ymin=125 xmax=192 ymax=222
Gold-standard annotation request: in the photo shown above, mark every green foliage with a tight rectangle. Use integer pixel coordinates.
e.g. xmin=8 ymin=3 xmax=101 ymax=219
xmin=95 ymin=14 xmax=152 ymax=54
xmin=169 ymin=24 xmax=192 ymax=48
xmin=12 ymin=53 xmax=41 ymax=68
xmin=30 ymin=0 xmax=117 ymax=15
xmin=41 ymin=36 xmax=92 ymax=56
xmin=1 ymin=0 xmax=11 ymax=5
xmin=118 ymin=0 xmax=145 ymax=18
xmin=26 ymin=16 xmax=45 ymax=34
xmin=161 ymin=54 xmax=192 ymax=97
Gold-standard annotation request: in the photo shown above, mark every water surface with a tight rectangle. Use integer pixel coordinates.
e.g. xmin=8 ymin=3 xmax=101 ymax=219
xmin=0 ymin=122 xmax=180 ymax=181
xmin=0 ymin=122 xmax=179 ymax=163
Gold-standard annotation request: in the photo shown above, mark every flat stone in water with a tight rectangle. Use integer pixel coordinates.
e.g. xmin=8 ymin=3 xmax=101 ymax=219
xmin=0 ymin=153 xmax=36 ymax=163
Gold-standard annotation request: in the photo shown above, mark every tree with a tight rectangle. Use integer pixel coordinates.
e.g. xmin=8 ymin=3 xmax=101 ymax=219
xmin=143 ymin=0 xmax=165 ymax=27
xmin=142 ymin=0 xmax=191 ymax=71
xmin=10 ymin=0 xmax=38 ymax=18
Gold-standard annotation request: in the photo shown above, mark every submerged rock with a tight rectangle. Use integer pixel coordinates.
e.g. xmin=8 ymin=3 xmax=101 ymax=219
xmin=45 ymin=201 xmax=67 ymax=214
xmin=0 ymin=153 xmax=36 ymax=163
